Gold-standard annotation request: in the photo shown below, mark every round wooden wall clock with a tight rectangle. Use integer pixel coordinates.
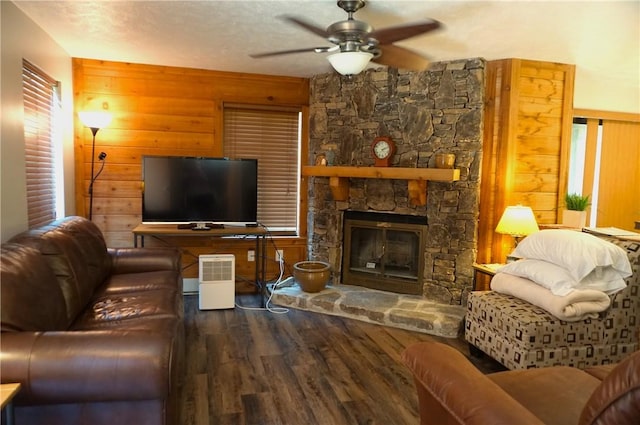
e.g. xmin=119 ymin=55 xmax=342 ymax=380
xmin=371 ymin=136 xmax=395 ymax=167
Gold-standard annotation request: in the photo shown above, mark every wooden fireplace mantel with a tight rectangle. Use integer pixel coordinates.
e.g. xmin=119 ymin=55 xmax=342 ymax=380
xmin=301 ymin=165 xmax=460 ymax=206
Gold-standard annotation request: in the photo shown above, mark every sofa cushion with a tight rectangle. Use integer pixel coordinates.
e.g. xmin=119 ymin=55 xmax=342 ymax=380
xmin=9 ymin=216 xmax=112 ymax=323
xmin=70 ymin=289 xmax=181 ymax=331
xmin=56 ymin=216 xmax=113 ymax=283
xmin=579 ymin=350 xmax=640 ymax=425
xmin=1 ymin=244 xmax=69 ymax=331
xmin=489 ymin=366 xmax=601 ymax=425
xmin=583 ymin=364 xmax=617 ymax=381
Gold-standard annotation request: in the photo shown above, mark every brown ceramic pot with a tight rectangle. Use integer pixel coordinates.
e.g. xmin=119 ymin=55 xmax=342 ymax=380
xmin=293 ymin=261 xmax=330 ymax=293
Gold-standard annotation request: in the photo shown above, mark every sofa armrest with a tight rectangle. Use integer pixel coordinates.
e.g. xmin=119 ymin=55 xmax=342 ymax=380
xmin=108 ymin=247 xmax=181 ymax=274
xmin=1 ymin=330 xmax=175 ymax=405
xmin=401 ymin=341 xmax=545 ymax=425
xmin=579 ymin=350 xmax=640 ymax=425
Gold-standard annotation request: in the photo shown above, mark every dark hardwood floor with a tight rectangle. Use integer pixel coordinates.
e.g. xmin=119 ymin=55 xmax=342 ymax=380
xmin=179 ymin=294 xmax=504 ymax=425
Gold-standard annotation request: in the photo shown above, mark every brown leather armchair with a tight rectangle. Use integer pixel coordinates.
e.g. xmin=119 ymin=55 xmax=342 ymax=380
xmin=402 ymin=341 xmax=639 ymax=425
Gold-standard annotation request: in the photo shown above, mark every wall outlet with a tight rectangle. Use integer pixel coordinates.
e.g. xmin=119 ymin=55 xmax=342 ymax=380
xmin=276 ymin=249 xmax=284 ymax=262
xmin=247 ymin=250 xmax=255 ymax=262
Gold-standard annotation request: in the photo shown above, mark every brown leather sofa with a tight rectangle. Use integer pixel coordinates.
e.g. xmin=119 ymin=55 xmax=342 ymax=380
xmin=1 ymin=216 xmax=184 ymax=425
xmin=402 ymin=341 xmax=639 ymax=425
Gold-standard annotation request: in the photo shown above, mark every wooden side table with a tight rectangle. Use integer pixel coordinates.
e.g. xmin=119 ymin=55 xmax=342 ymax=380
xmin=472 ymin=263 xmax=504 ymax=291
xmin=1 ymin=383 xmax=20 ymax=425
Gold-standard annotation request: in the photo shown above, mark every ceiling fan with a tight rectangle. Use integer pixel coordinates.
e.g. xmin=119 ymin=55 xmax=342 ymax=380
xmin=250 ymin=0 xmax=442 ymax=76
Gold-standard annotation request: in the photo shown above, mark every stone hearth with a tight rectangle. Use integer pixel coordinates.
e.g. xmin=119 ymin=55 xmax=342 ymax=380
xmin=270 ymin=279 xmax=465 ymax=338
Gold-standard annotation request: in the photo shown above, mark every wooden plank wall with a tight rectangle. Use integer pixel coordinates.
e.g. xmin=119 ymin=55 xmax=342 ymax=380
xmin=478 ymin=59 xmax=575 ymax=266
xmin=72 ymin=59 xmax=310 ymax=289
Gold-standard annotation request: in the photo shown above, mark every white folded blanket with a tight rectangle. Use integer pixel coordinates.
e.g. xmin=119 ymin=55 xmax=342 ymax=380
xmin=491 ymin=272 xmax=611 ymax=322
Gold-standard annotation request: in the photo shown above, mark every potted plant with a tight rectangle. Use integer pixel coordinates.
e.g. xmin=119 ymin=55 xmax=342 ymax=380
xmin=562 ymin=193 xmax=591 ymax=228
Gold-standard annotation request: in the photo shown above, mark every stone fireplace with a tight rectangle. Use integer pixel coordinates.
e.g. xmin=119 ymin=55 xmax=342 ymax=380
xmin=343 ymin=210 xmax=427 ymax=295
xmin=307 ymin=58 xmax=485 ymax=306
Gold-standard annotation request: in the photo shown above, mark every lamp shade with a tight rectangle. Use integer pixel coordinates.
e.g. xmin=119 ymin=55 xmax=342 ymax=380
xmin=495 ymin=205 xmax=540 ymax=237
xmin=327 ymin=51 xmax=373 ymax=76
xmin=78 ymin=111 xmax=112 ymax=129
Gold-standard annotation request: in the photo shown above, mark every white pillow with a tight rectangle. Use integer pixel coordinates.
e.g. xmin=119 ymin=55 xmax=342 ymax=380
xmin=578 ymin=270 xmax=627 ymax=294
xmin=498 ymin=259 xmax=627 ymax=296
xmin=512 ymin=230 xmax=631 ymax=282
xmin=498 ymin=259 xmax=576 ymax=296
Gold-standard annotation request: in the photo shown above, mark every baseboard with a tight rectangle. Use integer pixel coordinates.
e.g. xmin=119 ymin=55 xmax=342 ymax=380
xmin=183 ymin=278 xmax=199 ymax=294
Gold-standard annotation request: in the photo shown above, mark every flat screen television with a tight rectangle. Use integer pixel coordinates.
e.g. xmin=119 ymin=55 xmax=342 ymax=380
xmin=142 ymin=156 xmax=258 ymax=226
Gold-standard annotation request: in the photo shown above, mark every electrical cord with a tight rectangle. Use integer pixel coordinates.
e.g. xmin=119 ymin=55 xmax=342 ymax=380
xmin=233 ymin=221 xmax=290 ymax=313
xmin=235 ymin=250 xmax=289 ymax=314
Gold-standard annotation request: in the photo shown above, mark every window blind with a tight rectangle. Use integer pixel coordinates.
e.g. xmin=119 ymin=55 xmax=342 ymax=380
xmin=22 ymin=59 xmax=60 ymax=228
xmin=223 ymin=106 xmax=300 ymax=232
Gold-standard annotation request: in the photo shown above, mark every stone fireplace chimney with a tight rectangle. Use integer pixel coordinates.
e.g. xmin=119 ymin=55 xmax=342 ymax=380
xmin=307 ymin=58 xmax=485 ymax=305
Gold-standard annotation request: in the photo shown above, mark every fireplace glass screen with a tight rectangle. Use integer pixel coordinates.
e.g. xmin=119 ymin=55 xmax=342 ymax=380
xmin=343 ymin=212 xmax=427 ymax=295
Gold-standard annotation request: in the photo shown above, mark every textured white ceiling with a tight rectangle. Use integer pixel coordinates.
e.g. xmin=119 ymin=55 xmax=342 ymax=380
xmin=12 ymin=0 xmax=640 ymax=92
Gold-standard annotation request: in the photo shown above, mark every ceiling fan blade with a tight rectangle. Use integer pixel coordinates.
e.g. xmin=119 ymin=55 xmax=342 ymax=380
xmin=369 ymin=20 xmax=442 ymax=45
xmin=373 ymin=44 xmax=430 ymax=72
xmin=250 ymin=47 xmax=330 ymax=59
xmin=281 ymin=15 xmax=330 ymax=39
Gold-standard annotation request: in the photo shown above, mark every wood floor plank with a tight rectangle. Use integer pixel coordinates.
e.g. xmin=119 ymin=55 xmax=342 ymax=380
xmin=241 ymin=392 xmax=282 ymax=425
xmin=261 ymin=354 xmax=319 ymax=424
xmin=291 ymin=362 xmax=349 ymax=423
xmin=324 ymin=328 xmax=417 ymax=424
xmin=180 ymin=294 xmax=504 ymax=425
xmin=194 ymin=374 xmax=210 ymax=424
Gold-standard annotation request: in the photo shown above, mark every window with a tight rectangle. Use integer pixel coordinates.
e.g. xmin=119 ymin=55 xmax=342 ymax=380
xmin=569 ymin=118 xmax=603 ymax=227
xmin=22 ymin=59 xmax=62 ymax=227
xmin=569 ymin=114 xmax=640 ymax=230
xmin=223 ymin=105 xmax=301 ymax=233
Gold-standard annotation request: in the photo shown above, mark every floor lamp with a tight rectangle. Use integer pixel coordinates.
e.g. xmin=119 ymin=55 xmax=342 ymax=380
xmin=78 ymin=111 xmax=112 ymax=220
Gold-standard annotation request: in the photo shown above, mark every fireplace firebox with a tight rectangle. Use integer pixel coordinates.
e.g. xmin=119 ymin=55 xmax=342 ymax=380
xmin=342 ymin=211 xmax=427 ymax=295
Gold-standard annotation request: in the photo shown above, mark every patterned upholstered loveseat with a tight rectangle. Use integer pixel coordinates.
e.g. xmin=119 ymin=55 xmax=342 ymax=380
xmin=465 ymin=234 xmax=639 ymax=370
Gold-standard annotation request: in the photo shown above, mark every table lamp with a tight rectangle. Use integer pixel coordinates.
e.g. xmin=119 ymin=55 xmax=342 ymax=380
xmin=495 ymin=205 xmax=539 ymax=246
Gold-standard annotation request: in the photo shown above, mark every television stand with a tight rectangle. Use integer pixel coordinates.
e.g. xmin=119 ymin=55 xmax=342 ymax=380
xmin=132 ymin=223 xmax=268 ymax=306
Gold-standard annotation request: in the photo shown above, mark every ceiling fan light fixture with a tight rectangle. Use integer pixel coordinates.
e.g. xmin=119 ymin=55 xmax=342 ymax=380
xmin=327 ymin=51 xmax=373 ymax=76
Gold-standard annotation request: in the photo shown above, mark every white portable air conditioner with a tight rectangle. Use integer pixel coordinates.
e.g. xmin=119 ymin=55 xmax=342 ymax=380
xmin=198 ymin=254 xmax=235 ymax=310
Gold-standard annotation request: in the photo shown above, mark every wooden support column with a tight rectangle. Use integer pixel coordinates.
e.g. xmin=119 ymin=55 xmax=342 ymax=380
xmin=329 ymin=177 xmax=349 ymax=201
xmin=408 ymin=180 xmax=427 ymax=206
